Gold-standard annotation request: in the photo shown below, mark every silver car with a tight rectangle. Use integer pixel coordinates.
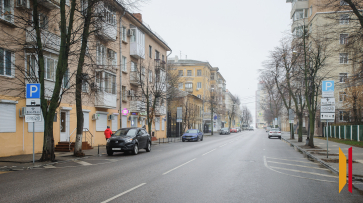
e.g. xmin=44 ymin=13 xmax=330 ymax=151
xmin=268 ymin=128 xmax=281 ymax=139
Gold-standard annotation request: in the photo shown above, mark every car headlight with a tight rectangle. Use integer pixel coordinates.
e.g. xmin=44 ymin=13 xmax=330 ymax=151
xmin=125 ymin=138 xmax=133 ymax=143
xmin=107 ymin=139 xmax=111 ymax=143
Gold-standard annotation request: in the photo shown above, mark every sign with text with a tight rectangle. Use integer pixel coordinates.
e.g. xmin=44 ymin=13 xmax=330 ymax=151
xmin=321 ymin=106 xmax=335 ymax=113
xmin=26 ymin=106 xmax=41 ymax=115
xmin=321 ymin=98 xmax=335 ymax=106
xmin=321 ymin=113 xmax=335 ymax=120
xmin=25 ymin=115 xmax=42 ymax=123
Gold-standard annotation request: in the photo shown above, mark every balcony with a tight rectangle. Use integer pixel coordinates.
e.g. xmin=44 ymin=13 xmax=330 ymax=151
xmin=185 ymin=88 xmax=193 ymax=93
xmin=130 ymin=72 xmax=142 ymax=86
xmin=291 ymin=18 xmax=308 ymax=33
xmin=130 ymin=27 xmax=145 ymax=59
xmin=290 ymin=0 xmax=308 ymax=19
xmin=96 ymin=22 xmax=117 ymax=41
xmin=129 ymin=101 xmax=146 ymax=112
xmin=155 ymin=105 xmax=166 ymax=116
xmin=26 ymin=27 xmax=60 ymax=51
xmin=95 ymin=91 xmax=117 ymax=109
xmin=40 ymin=0 xmax=60 ymax=9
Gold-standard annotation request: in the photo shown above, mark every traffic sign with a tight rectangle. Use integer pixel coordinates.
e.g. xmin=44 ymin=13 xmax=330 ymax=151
xmin=321 ymin=106 xmax=335 ymax=113
xmin=26 ymin=106 xmax=41 ymax=115
xmin=26 ymin=84 xmax=41 ymax=99
xmin=176 ymin=119 xmax=182 ymax=123
xmin=289 ymin=109 xmax=295 ymax=121
xmin=321 ymin=113 xmax=335 ymax=120
xmin=321 ymin=98 xmax=335 ymax=106
xmin=25 ymin=115 xmax=42 ymax=123
xmin=321 ymin=119 xmax=334 ymax=123
xmin=322 ymin=81 xmax=334 ymax=98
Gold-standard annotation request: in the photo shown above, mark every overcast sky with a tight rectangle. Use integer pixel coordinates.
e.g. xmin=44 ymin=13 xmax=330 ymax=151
xmin=138 ymin=0 xmax=292 ymax=125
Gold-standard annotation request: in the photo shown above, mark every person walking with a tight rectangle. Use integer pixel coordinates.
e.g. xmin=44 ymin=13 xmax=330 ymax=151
xmin=104 ymin=126 xmax=112 ymax=141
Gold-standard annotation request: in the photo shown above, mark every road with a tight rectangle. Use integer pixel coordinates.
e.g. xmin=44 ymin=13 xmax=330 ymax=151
xmin=0 ymin=130 xmax=362 ymax=202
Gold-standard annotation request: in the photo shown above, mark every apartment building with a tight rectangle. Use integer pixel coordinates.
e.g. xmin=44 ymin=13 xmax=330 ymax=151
xmin=286 ymin=0 xmax=360 ymax=135
xmin=168 ymin=57 xmax=228 ymax=132
xmin=0 ymin=0 xmax=170 ymax=157
xmin=225 ymin=90 xmax=241 ymax=129
xmin=255 ymin=81 xmax=268 ymax=129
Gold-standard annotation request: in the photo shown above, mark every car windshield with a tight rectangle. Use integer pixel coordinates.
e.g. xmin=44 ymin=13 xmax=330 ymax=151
xmin=186 ymin=129 xmax=198 ymax=133
xmin=271 ymin=128 xmax=279 ymax=131
xmin=113 ymin=128 xmax=137 ymax=137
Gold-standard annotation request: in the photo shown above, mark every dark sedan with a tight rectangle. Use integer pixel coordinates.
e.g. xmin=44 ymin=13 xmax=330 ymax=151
xmin=106 ymin=128 xmax=151 ymax=156
xmin=182 ymin=129 xmax=203 ymax=142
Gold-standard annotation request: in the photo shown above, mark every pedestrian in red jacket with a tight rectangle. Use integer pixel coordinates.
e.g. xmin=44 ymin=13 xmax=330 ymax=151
xmin=104 ymin=126 xmax=112 ymax=141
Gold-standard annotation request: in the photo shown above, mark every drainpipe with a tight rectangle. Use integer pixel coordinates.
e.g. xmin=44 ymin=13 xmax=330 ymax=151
xmin=119 ymin=10 xmax=126 ymax=128
xmin=166 ymin=50 xmax=172 ymax=136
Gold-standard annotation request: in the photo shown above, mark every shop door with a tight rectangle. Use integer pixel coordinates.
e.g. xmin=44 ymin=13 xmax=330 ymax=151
xmin=60 ymin=111 xmax=70 ymax=142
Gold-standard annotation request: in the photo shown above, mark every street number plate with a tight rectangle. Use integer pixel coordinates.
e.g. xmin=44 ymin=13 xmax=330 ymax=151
xmin=112 ymin=148 xmax=121 ymax=150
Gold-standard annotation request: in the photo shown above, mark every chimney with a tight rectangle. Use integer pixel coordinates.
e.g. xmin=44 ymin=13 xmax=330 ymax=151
xmin=175 ymin=55 xmax=179 ymax=63
xmin=133 ymin=13 xmax=142 ymax=22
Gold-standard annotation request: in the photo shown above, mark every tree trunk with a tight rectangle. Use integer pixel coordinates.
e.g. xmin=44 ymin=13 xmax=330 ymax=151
xmin=298 ymin=112 xmax=303 ymax=142
xmin=308 ymin=112 xmax=315 ymax=147
xmin=211 ymin=107 xmax=213 ymax=135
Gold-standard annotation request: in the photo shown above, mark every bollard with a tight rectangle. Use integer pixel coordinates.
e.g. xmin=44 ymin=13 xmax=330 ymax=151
xmin=98 ymin=145 xmax=99 ymax=155
xmin=159 ymin=138 xmax=160 ymax=144
xmin=163 ymin=138 xmax=164 ymax=143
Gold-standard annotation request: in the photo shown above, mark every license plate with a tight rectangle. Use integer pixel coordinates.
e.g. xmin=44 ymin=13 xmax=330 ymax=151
xmin=186 ymin=137 xmax=191 ymax=139
xmin=112 ymin=148 xmax=121 ymax=150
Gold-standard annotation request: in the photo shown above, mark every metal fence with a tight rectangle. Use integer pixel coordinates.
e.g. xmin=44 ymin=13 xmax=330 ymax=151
xmin=324 ymin=125 xmax=363 ymax=141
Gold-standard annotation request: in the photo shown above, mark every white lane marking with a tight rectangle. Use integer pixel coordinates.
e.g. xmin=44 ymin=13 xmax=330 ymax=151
xmin=43 ymin=165 xmax=56 ymax=169
xmin=263 ymin=156 xmax=336 ymax=183
xmin=101 ymin=183 xmax=146 ymax=203
xmin=266 ymin=157 xmax=318 ymax=164
xmin=163 ymin=159 xmax=196 ymax=175
xmin=202 ymin=149 xmax=216 ymax=156
xmin=269 ymin=166 xmax=338 ymax=178
xmin=74 ymin=160 xmax=92 ymax=166
xmin=219 ymin=143 xmax=227 ymax=148
xmin=267 ymin=161 xmax=329 ymax=171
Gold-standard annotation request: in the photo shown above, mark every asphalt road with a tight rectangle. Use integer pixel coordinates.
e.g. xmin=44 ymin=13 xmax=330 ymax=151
xmin=0 ymin=130 xmax=362 ymax=203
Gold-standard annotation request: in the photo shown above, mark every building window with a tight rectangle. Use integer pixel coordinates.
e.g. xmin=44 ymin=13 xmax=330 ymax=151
xmin=211 ymin=73 xmax=215 ymax=80
xmin=340 ymin=53 xmax=348 ymax=64
xmin=104 ymin=72 xmax=116 ymax=94
xmin=309 ymin=6 xmax=312 ymax=17
xmin=0 ymin=48 xmax=14 ymax=77
xmin=122 ymin=86 xmax=127 ymax=101
xmin=339 ymin=73 xmax=347 ymax=83
xmin=0 ymin=0 xmax=13 ymax=22
xmin=63 ymin=69 xmax=69 ymax=88
xmin=187 ymin=70 xmax=192 ymax=76
xmin=122 ymin=26 xmax=127 ymax=41
xmin=197 ymin=95 xmax=201 ymax=99
xmin=162 ymin=55 xmax=164 ymax=61
xmin=107 ymin=49 xmax=117 ymax=66
xmin=96 ymin=43 xmax=106 ymax=65
xmin=141 ymin=66 xmax=145 ymax=75
xmin=26 ymin=54 xmax=36 ymax=77
xmin=122 ymin=56 xmax=127 ymax=72
xmin=340 ymin=14 xmax=349 ymax=24
xmin=185 ymin=83 xmax=192 ymax=89
xmin=102 ymin=6 xmax=116 ymax=26
xmin=178 ymin=83 xmax=183 ymax=90
xmin=0 ymin=102 xmax=16 ymax=132
xmin=339 ymin=92 xmax=346 ymax=102
xmin=82 ymin=79 xmax=88 ymax=92
xmin=197 ymin=69 xmax=201 ymax=76
xmin=340 ymin=34 xmax=348 ymax=44
xmin=340 ymin=111 xmax=348 ymax=121
xmin=39 ymin=13 xmax=48 ymax=30
xmin=149 ymin=45 xmax=152 ymax=58
xmin=155 ymin=50 xmax=159 ymax=59
xmin=131 ymin=61 xmax=137 ymax=72
xmin=178 ymin=70 xmax=183 ymax=76
xmin=340 ymin=0 xmax=348 ymax=6
xmin=149 ymin=70 xmax=152 ymax=82
xmin=197 ymin=82 xmax=201 ymax=89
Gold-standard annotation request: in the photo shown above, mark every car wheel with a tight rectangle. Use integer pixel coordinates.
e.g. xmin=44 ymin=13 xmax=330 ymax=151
xmin=182 ymin=139 xmax=185 ymax=142
xmin=268 ymin=136 xmax=271 ymax=139
xmin=107 ymin=150 xmax=113 ymax=156
xmin=196 ymin=137 xmax=199 ymax=142
xmin=132 ymin=144 xmax=139 ymax=155
xmin=145 ymin=142 xmax=151 ymax=152
xmin=201 ymin=136 xmax=203 ymax=141
xmin=279 ymin=136 xmax=281 ymax=139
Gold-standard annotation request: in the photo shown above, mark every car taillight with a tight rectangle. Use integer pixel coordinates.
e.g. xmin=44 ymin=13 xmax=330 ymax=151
xmin=278 ymin=132 xmax=281 ymax=133
xmin=270 ymin=131 xmax=273 ymax=133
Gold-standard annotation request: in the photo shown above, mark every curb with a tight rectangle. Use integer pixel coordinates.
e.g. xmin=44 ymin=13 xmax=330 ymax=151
xmin=281 ymin=138 xmax=363 ymax=182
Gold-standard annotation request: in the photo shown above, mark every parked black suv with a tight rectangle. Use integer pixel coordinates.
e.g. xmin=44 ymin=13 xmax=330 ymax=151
xmin=106 ymin=128 xmax=151 ymax=156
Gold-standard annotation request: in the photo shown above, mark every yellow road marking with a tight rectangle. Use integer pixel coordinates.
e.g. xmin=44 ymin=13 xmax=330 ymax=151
xmin=0 ymin=171 xmax=11 ymax=174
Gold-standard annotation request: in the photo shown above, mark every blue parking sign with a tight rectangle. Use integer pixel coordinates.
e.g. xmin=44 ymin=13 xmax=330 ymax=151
xmin=322 ymin=81 xmax=334 ymax=92
xmin=26 ymin=84 xmax=40 ymax=99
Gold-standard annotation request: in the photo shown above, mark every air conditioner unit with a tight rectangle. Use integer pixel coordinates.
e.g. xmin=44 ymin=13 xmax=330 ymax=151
xmin=127 ymin=29 xmax=134 ymax=36
xmin=19 ymin=107 xmax=26 ymax=117
xmin=196 ymin=88 xmax=200 ymax=91
xmin=92 ymin=114 xmax=99 ymax=120
xmin=108 ymin=115 xmax=115 ymax=120
xmin=16 ymin=0 xmax=29 ymax=8
xmin=107 ymin=49 xmax=115 ymax=59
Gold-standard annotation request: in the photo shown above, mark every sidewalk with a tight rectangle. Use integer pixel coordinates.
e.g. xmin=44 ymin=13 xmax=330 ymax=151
xmin=0 ymin=145 xmax=108 ymax=171
xmin=281 ymin=132 xmax=363 ymax=179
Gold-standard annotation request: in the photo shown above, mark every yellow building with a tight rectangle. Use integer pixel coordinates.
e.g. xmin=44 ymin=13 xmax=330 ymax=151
xmin=0 ymin=2 xmax=170 ymax=157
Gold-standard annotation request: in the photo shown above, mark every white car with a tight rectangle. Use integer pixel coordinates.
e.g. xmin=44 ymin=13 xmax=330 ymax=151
xmin=268 ymin=128 xmax=281 ymax=139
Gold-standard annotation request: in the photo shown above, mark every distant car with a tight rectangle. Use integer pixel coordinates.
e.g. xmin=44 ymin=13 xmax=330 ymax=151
xmin=235 ymin=127 xmax=241 ymax=132
xmin=220 ymin=128 xmax=230 ymax=135
xmin=248 ymin=127 xmax=254 ymax=131
xmin=106 ymin=128 xmax=151 ymax=156
xmin=266 ymin=127 xmax=271 ymax=133
xmin=182 ymin=129 xmax=203 ymax=142
xmin=268 ymin=128 xmax=281 ymax=139
xmin=230 ymin=128 xmax=237 ymax=133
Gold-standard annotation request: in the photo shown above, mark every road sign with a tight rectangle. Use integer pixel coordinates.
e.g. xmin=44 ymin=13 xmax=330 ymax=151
xmin=26 ymin=106 xmax=41 ymax=115
xmin=321 ymin=113 xmax=335 ymax=120
xmin=289 ymin=109 xmax=295 ymax=121
xmin=321 ymin=98 xmax=335 ymax=106
xmin=26 ymin=84 xmax=41 ymax=99
xmin=176 ymin=119 xmax=182 ymax=123
xmin=25 ymin=115 xmax=42 ymax=123
xmin=289 ymin=120 xmax=294 ymax=124
xmin=177 ymin=107 xmax=182 ymax=119
xmin=321 ymin=106 xmax=335 ymax=113
xmin=322 ymin=81 xmax=334 ymax=98
xmin=26 ymin=99 xmax=40 ymax=106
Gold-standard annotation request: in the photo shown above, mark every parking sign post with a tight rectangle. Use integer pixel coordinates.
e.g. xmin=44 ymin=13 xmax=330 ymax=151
xmin=321 ymin=81 xmax=335 ymax=158
xmin=25 ymin=84 xmax=41 ymax=164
